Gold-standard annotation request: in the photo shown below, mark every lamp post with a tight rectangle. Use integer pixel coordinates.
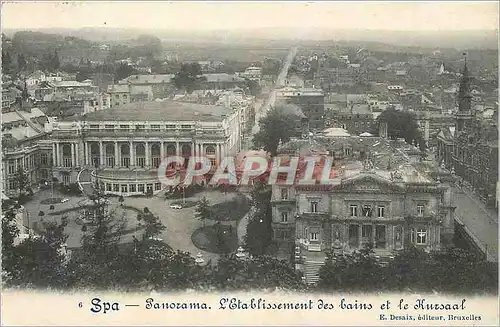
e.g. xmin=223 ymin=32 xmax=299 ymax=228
xmin=235 ymin=246 xmax=246 ymax=260
xmin=195 ymin=252 xmax=205 ymax=266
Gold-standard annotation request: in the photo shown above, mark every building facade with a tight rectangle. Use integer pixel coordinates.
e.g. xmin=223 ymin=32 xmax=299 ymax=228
xmin=437 ymin=61 xmax=498 ymax=207
xmin=2 ymin=105 xmax=52 ymax=197
xmin=276 ymin=87 xmax=325 ymax=130
xmin=271 ymin=163 xmax=455 ymax=284
xmin=50 ymin=100 xmax=242 ymax=196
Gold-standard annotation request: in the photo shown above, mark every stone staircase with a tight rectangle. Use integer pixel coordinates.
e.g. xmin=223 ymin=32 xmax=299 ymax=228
xmin=303 ymin=260 xmax=325 ymax=285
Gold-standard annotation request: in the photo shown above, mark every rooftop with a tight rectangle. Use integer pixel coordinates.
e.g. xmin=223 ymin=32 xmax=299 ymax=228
xmin=119 ymin=74 xmax=174 ymax=85
xmin=81 ymin=100 xmax=232 ymax=122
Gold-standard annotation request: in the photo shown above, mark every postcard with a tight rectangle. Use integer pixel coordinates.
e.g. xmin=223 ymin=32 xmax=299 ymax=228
xmin=1 ymin=1 xmax=498 ymax=326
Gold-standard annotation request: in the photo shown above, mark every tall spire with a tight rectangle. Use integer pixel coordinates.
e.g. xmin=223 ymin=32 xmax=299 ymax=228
xmin=457 ymin=53 xmax=472 ymax=113
xmin=455 ymin=53 xmax=474 ymax=133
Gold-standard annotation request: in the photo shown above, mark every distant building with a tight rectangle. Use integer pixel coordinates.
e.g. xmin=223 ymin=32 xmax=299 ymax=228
xmin=118 ymin=74 xmax=175 ymax=99
xmin=437 ymin=61 xmax=498 ymax=207
xmin=201 ymin=73 xmax=247 ymax=90
xmin=276 ymin=87 xmax=325 ymax=130
xmin=49 ymin=100 xmax=242 ymax=193
xmin=271 ymin=137 xmax=455 ymax=283
xmin=2 ymin=101 xmax=52 ymax=196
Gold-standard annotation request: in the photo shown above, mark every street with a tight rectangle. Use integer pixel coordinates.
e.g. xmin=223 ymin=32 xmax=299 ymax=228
xmin=251 ymin=46 xmax=298 ymax=135
xmin=452 ymin=185 xmax=498 ymax=261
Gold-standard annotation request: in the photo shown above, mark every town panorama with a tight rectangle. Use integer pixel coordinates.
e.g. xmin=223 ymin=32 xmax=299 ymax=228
xmin=1 ymin=6 xmax=498 ymax=296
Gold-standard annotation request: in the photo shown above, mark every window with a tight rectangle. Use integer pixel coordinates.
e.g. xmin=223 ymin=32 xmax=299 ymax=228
xmin=350 ymin=205 xmax=358 ymax=217
xmin=7 ymin=162 xmax=15 ymax=175
xmin=40 ymin=154 xmax=48 ymax=165
xmin=129 ymin=184 xmax=136 ymax=193
xmin=416 ymin=228 xmax=427 ymax=245
xmin=394 ymin=226 xmax=404 ymax=249
xmin=8 ymin=180 xmax=16 ymax=190
xmin=375 ymin=225 xmax=386 ymax=249
xmin=138 ymin=184 xmax=145 ymax=193
xmin=416 ymin=204 xmax=425 ymax=217
xmin=361 ymin=225 xmax=373 ymax=245
xmin=362 ymin=205 xmax=372 ymax=217
xmin=104 ymin=124 xmax=114 ymax=132
xmin=344 ymin=148 xmax=351 ymax=156
xmin=181 ymin=125 xmax=193 ymax=130
xmin=310 ymin=201 xmax=318 ymax=213
xmin=121 ymin=157 xmax=130 ymax=167
xmin=152 ymin=157 xmax=161 ymax=168
xmin=377 ymin=206 xmax=385 ymax=218
xmin=348 ymin=224 xmax=359 ymax=247
xmin=106 ymin=184 xmax=112 ymax=192
xmin=62 ymin=174 xmax=70 ymax=185
xmin=119 ymin=124 xmax=130 ymax=130
xmin=310 ymin=231 xmax=319 ymax=241
xmin=281 ymin=212 xmax=288 ymax=223
xmin=136 ymin=157 xmax=146 ymax=167
xmin=106 ymin=157 xmax=115 ymax=167
xmin=113 ymin=184 xmax=119 ymax=192
xmin=151 ymin=125 xmax=161 ymax=131
xmin=90 ymin=124 xmax=100 ymax=130
xmin=121 ymin=184 xmax=128 ymax=193
xmin=135 ymin=125 xmax=145 ymax=131
xmin=115 ymin=95 xmax=119 ymax=99
xmin=281 ymin=188 xmax=288 ymax=200
xmin=146 ymin=184 xmax=153 ymax=192
xmin=209 ymin=158 xmax=217 ymax=167
xmin=154 ymin=182 xmax=162 ymax=191
xmin=166 ymin=124 xmax=176 ymax=129
xmin=63 ymin=157 xmax=73 ymax=167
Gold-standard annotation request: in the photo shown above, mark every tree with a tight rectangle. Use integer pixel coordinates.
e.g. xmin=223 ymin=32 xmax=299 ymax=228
xmin=9 ymin=221 xmax=69 ymax=289
xmin=172 ymin=62 xmax=206 ymax=93
xmin=142 ymin=212 xmax=166 ymax=241
xmin=206 ymin=255 xmax=303 ymax=291
xmin=318 ymin=243 xmax=388 ymax=292
xmin=195 ymin=197 xmax=213 ymax=227
xmin=17 ymin=53 xmax=27 ymax=71
xmin=244 ymin=181 xmax=273 ymax=256
xmin=114 ymin=63 xmax=137 ymax=81
xmin=67 ymin=179 xmax=126 ymax=290
xmin=2 ymin=50 xmax=12 ymax=74
xmin=252 ymin=105 xmax=297 ymax=157
xmin=376 ymin=107 xmax=425 ymax=149
xmin=245 ymin=78 xmax=262 ymax=97
xmin=13 ymin=167 xmax=30 ymax=198
xmin=2 ymin=199 xmax=21 ymax=278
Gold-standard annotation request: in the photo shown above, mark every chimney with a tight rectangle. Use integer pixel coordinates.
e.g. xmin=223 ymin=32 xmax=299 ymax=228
xmin=24 ymin=126 xmax=31 ymax=138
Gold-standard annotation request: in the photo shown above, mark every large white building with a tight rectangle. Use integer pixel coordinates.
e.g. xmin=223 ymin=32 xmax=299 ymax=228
xmin=50 ymin=100 xmax=242 ymax=196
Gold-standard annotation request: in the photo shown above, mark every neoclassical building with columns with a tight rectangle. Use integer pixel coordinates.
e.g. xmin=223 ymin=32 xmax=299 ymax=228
xmin=50 ymin=100 xmax=242 ymax=195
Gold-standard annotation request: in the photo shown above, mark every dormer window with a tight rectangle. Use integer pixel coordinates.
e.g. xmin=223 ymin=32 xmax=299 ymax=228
xmin=416 ymin=204 xmax=425 ymax=217
xmin=362 ymin=205 xmax=372 ymax=217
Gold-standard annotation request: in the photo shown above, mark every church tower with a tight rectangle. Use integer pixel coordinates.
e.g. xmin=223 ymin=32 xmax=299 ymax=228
xmin=455 ymin=55 xmax=474 ymax=133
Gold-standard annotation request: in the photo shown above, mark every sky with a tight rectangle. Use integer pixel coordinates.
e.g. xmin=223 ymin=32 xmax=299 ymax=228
xmin=2 ymin=1 xmax=499 ymax=31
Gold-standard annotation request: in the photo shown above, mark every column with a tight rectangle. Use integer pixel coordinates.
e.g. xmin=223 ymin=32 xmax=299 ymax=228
xmin=215 ymin=143 xmax=220 ymax=164
xmin=191 ymin=142 xmax=195 ymax=158
xmin=130 ymin=141 xmax=134 ymax=167
xmin=358 ymin=225 xmax=362 ymax=248
xmin=145 ymin=141 xmax=150 ymax=167
xmin=175 ymin=142 xmax=180 ymax=157
xmin=55 ymin=143 xmax=60 ymax=167
xmin=84 ymin=142 xmax=89 ymax=165
xmin=52 ymin=143 xmax=57 ymax=167
xmin=160 ymin=141 xmax=165 ymax=160
xmin=71 ymin=144 xmax=75 ymax=167
xmin=75 ymin=143 xmax=79 ymax=167
xmin=99 ymin=141 xmax=103 ymax=167
xmin=114 ymin=141 xmax=119 ymax=167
